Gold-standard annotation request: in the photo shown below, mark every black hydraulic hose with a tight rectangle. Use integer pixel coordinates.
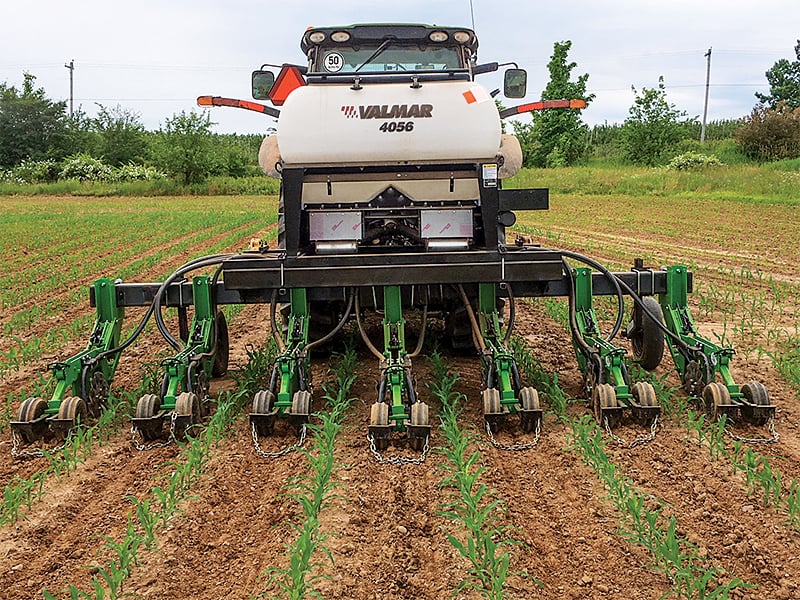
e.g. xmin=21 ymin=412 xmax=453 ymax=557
xmin=560 ymin=250 xmax=625 ymax=342
xmin=609 ymin=270 xmax=700 ymax=354
xmin=559 ymin=249 xmax=699 ymax=355
xmin=563 ymin=258 xmax=596 ymax=357
xmin=189 ymin=262 xmax=225 ymax=363
xmin=305 ymin=289 xmax=355 ymax=352
xmin=89 ymin=300 xmax=155 ymax=366
xmin=566 ymin=260 xmax=604 ymax=388
xmin=269 ymin=289 xmax=287 ymax=352
xmin=154 ymin=254 xmax=238 ymax=351
xmin=90 ymin=253 xmax=235 ymax=367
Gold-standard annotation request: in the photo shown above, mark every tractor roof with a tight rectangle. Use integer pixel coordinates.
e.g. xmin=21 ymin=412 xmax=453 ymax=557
xmin=301 ymin=23 xmax=478 ymax=56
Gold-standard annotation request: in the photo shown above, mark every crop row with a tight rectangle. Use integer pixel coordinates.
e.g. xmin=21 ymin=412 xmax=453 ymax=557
xmin=259 ymin=349 xmax=357 ymax=599
xmin=427 ymin=351 xmax=534 ymax=599
xmin=512 ymin=339 xmax=757 ymax=598
xmin=0 ymin=197 xmax=271 ymax=276
xmin=685 ymin=410 xmax=800 ymax=531
xmin=1 ymin=393 xmax=131 ymax=526
xmin=39 ymin=344 xmax=275 ymax=599
xmin=0 ymin=216 xmax=276 ymax=376
xmin=2 ymin=207 xmax=275 ymax=328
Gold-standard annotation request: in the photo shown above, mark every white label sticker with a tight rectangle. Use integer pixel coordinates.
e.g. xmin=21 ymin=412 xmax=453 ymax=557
xmin=482 ymin=163 xmax=498 ymax=187
xmin=323 ymin=52 xmax=344 ymax=72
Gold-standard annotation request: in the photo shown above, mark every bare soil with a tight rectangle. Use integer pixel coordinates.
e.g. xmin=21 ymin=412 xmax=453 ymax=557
xmin=1 ymin=194 xmax=799 ymax=599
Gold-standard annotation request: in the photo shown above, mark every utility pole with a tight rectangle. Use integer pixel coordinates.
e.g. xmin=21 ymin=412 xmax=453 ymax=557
xmin=700 ymin=48 xmax=711 ymax=142
xmin=65 ymin=59 xmax=74 ymax=116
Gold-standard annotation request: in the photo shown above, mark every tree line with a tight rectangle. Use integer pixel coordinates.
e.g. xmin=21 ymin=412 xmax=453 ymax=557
xmin=0 ymin=73 xmax=263 ymax=184
xmin=2 ymin=40 xmax=799 ymax=185
xmin=514 ymin=39 xmax=800 ymax=167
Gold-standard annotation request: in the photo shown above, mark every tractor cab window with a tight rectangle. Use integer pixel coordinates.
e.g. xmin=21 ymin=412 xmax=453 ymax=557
xmin=314 ymin=44 xmax=463 ymax=74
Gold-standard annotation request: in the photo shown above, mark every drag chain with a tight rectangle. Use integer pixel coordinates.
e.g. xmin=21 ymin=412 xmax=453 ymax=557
xmin=484 ymin=419 xmax=541 ymax=451
xmin=367 ymin=433 xmax=430 ymax=465
xmin=722 ymin=415 xmax=780 ymax=445
xmin=603 ymin=414 xmax=659 ymax=448
xmin=251 ymin=423 xmax=307 ymax=459
xmin=131 ymin=411 xmax=179 ymax=451
xmin=11 ymin=430 xmax=72 ymax=460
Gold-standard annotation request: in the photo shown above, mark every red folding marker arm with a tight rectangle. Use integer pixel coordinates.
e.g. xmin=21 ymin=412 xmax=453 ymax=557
xmin=197 ymin=96 xmax=281 ymax=119
xmin=499 ymin=99 xmax=586 ymax=119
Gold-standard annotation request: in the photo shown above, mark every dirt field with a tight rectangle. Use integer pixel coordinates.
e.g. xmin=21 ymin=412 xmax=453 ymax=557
xmin=1 ymin=194 xmax=799 ymax=599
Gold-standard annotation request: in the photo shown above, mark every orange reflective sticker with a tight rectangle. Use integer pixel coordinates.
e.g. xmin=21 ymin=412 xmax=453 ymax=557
xmin=463 ymin=90 xmax=476 ymax=104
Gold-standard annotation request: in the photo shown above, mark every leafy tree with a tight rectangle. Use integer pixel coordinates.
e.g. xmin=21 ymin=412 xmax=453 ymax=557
xmin=0 ymin=73 xmax=68 ymax=167
xmin=151 ymin=110 xmax=216 ymax=184
xmin=514 ymin=41 xmax=593 ymax=167
xmin=735 ymin=101 xmax=800 ymax=160
xmin=93 ymin=104 xmax=148 ymax=166
xmin=755 ymin=40 xmax=800 ymax=109
xmin=621 ymin=76 xmax=689 ymax=165
xmin=62 ymin=108 xmax=100 ymax=158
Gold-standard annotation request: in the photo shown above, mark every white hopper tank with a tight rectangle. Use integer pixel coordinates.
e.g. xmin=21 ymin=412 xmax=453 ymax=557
xmin=276 ymin=80 xmax=502 ymax=166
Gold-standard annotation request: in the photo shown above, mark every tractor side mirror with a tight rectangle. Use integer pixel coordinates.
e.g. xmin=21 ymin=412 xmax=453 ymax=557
xmin=503 ymin=68 xmax=527 ymax=99
xmin=252 ymin=70 xmax=276 ymax=100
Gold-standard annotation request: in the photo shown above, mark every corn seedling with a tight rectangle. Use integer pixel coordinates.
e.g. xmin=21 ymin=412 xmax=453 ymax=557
xmin=260 ymin=349 xmax=355 ymax=600
xmin=43 ymin=350 xmax=267 ymax=599
xmin=428 ymin=352 xmax=534 ymax=599
xmin=509 ymin=336 xmax=569 ymax=419
xmin=569 ymin=415 xmax=750 ymax=598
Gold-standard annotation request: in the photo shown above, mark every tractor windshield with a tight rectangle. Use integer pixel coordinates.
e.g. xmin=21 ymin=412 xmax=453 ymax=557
xmin=314 ymin=44 xmax=463 ymax=74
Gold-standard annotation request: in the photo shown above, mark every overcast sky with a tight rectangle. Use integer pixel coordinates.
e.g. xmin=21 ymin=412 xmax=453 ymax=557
xmin=2 ymin=0 xmax=798 ymax=135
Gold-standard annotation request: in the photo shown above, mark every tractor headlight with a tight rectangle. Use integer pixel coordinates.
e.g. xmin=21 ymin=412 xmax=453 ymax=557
xmin=453 ymin=31 xmax=471 ymax=44
xmin=331 ymin=31 xmax=351 ymax=42
xmin=308 ymin=31 xmax=326 ymax=43
xmin=429 ymin=31 xmax=449 ymax=43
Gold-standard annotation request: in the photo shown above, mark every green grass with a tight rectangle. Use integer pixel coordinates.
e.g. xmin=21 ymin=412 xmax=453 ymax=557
xmin=0 ymin=175 xmax=280 ymax=197
xmin=508 ymin=164 xmax=800 ymax=204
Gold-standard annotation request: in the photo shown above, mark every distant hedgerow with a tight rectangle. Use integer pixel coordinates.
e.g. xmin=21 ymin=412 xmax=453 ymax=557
xmin=10 ymin=158 xmax=60 ymax=183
